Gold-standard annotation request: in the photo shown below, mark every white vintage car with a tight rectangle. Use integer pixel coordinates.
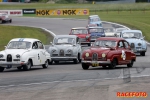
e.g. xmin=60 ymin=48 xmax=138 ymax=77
xmin=0 ymin=13 xmax=12 ymax=24
xmin=48 ymin=35 xmax=82 ymax=64
xmin=0 ymin=38 xmax=51 ymax=72
xmin=104 ymin=27 xmax=116 ymax=37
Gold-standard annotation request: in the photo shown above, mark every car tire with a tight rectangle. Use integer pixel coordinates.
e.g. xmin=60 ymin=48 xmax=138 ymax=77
xmin=0 ymin=20 xmax=3 ymax=24
xmin=82 ymin=63 xmax=89 ymax=70
xmin=9 ymin=19 xmax=12 ymax=23
xmin=102 ymin=66 xmax=107 ymax=68
xmin=73 ymin=59 xmax=78 ymax=64
xmin=140 ymin=52 xmax=145 ymax=56
xmin=54 ymin=61 xmax=59 ymax=64
xmin=49 ymin=60 xmax=53 ymax=65
xmin=0 ymin=67 xmax=5 ymax=72
xmin=78 ymin=53 xmax=81 ymax=63
xmin=127 ymin=60 xmax=134 ymax=67
xmin=42 ymin=60 xmax=49 ymax=68
xmin=17 ymin=66 xmax=22 ymax=70
xmin=23 ymin=60 xmax=31 ymax=71
xmin=109 ymin=59 xmax=117 ymax=69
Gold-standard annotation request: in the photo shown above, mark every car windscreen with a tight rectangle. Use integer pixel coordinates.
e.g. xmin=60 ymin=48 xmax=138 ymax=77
xmin=7 ymin=41 xmax=31 ymax=49
xmin=71 ymin=29 xmax=88 ymax=34
xmin=122 ymin=32 xmax=142 ymax=39
xmin=89 ymin=17 xmax=101 ymax=22
xmin=93 ymin=40 xmax=117 ymax=48
xmin=89 ymin=28 xmax=104 ymax=33
xmin=104 ymin=28 xmax=115 ymax=33
xmin=54 ymin=37 xmax=75 ymax=45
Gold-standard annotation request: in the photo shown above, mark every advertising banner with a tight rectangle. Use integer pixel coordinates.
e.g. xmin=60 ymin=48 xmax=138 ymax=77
xmin=22 ymin=9 xmax=36 ymax=14
xmin=0 ymin=10 xmax=22 ymax=16
xmin=36 ymin=9 xmax=89 ymax=16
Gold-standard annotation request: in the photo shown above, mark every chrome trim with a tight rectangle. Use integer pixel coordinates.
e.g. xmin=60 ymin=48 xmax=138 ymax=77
xmin=82 ymin=59 xmax=111 ymax=64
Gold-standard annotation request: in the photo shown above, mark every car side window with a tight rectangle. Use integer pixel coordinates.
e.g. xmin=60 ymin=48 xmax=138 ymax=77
xmin=37 ymin=41 xmax=44 ymax=49
xmin=124 ymin=41 xmax=129 ymax=49
xmin=32 ymin=42 xmax=38 ymax=49
xmin=118 ymin=41 xmax=124 ymax=48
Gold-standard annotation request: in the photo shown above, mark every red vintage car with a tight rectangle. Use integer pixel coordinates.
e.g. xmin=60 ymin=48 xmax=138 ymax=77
xmin=0 ymin=13 xmax=12 ymax=24
xmin=81 ymin=37 xmax=136 ymax=69
xmin=69 ymin=27 xmax=91 ymax=46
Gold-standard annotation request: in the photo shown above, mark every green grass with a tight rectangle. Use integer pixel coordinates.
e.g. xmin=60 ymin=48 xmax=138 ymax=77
xmin=0 ymin=25 xmax=53 ymax=51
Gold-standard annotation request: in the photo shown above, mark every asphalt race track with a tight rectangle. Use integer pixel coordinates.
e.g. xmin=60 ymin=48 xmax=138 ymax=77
xmin=0 ymin=17 xmax=150 ymax=100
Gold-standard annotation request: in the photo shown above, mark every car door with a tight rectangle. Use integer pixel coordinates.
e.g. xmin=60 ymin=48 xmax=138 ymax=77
xmin=37 ymin=41 xmax=46 ymax=64
xmin=123 ymin=40 xmax=131 ymax=64
xmin=117 ymin=40 xmax=126 ymax=64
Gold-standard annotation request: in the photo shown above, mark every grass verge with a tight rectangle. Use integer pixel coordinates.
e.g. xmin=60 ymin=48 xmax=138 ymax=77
xmin=0 ymin=25 xmax=53 ymax=51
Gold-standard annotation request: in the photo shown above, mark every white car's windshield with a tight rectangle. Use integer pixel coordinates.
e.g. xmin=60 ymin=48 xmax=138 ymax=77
xmin=104 ymin=28 xmax=115 ymax=33
xmin=93 ymin=40 xmax=117 ymax=48
xmin=54 ymin=37 xmax=75 ymax=45
xmin=71 ymin=29 xmax=88 ymax=34
xmin=89 ymin=28 xmax=104 ymax=33
xmin=122 ymin=32 xmax=141 ymax=39
xmin=7 ymin=41 xmax=31 ymax=49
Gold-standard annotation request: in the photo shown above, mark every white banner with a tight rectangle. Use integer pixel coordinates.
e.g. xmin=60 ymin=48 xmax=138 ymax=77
xmin=0 ymin=10 xmax=23 ymax=16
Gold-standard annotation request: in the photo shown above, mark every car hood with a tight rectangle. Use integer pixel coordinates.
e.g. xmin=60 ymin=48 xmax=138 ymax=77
xmin=0 ymin=49 xmax=30 ymax=56
xmin=90 ymin=32 xmax=104 ymax=36
xmin=75 ymin=34 xmax=87 ymax=38
xmin=125 ymin=38 xmax=144 ymax=45
xmin=84 ymin=47 xmax=111 ymax=55
xmin=49 ymin=44 xmax=75 ymax=51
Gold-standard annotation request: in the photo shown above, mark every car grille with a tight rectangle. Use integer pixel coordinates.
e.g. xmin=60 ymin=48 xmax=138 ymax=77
xmin=130 ymin=43 xmax=135 ymax=48
xmin=52 ymin=54 xmax=58 ymax=56
xmin=92 ymin=53 xmax=98 ymax=61
xmin=13 ymin=59 xmax=20 ymax=61
xmin=7 ymin=54 xmax=12 ymax=62
xmin=59 ymin=49 xmax=64 ymax=56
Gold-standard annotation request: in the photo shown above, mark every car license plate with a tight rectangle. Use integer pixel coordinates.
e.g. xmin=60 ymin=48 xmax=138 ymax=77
xmin=92 ymin=61 xmax=99 ymax=67
xmin=135 ymin=53 xmax=140 ymax=55
xmin=7 ymin=65 xmax=12 ymax=68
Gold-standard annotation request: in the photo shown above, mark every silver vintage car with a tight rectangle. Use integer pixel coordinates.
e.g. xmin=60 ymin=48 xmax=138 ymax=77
xmin=48 ymin=35 xmax=82 ymax=64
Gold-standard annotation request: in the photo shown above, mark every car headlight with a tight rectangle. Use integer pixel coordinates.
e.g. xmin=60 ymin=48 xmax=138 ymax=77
xmin=85 ymin=53 xmax=89 ymax=57
xmin=0 ymin=54 xmax=4 ymax=58
xmin=67 ymin=49 xmax=72 ymax=53
xmin=138 ymin=43 xmax=142 ymax=46
xmin=16 ymin=54 xmax=20 ymax=58
xmin=102 ymin=53 xmax=106 ymax=58
xmin=86 ymin=35 xmax=90 ymax=39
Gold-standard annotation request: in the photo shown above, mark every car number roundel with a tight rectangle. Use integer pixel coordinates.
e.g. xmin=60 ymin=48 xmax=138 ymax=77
xmin=121 ymin=50 xmax=126 ymax=60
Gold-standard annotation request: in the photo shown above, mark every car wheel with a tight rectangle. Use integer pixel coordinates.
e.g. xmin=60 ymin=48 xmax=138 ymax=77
xmin=23 ymin=60 xmax=31 ymax=71
xmin=17 ymin=66 xmax=22 ymax=70
xmin=78 ymin=53 xmax=81 ymax=63
xmin=49 ymin=60 xmax=53 ymax=65
xmin=9 ymin=19 xmax=12 ymax=23
xmin=0 ymin=20 xmax=3 ymax=24
xmin=127 ymin=60 xmax=134 ymax=67
xmin=109 ymin=59 xmax=117 ymax=69
xmin=73 ymin=59 xmax=78 ymax=64
xmin=102 ymin=65 xmax=107 ymax=68
xmin=0 ymin=67 xmax=5 ymax=72
xmin=82 ymin=63 xmax=89 ymax=70
xmin=42 ymin=60 xmax=49 ymax=68
xmin=140 ymin=52 xmax=145 ymax=56
xmin=54 ymin=61 xmax=59 ymax=64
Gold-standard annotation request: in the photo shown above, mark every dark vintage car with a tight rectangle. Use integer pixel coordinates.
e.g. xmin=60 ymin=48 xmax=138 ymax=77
xmin=69 ymin=27 xmax=91 ymax=46
xmin=0 ymin=13 xmax=12 ymax=24
xmin=81 ymin=37 xmax=136 ymax=69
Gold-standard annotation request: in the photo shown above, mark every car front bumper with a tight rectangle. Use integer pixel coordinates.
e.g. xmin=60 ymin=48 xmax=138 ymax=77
xmin=51 ymin=56 xmax=77 ymax=61
xmin=0 ymin=61 xmax=27 ymax=68
xmin=82 ymin=59 xmax=111 ymax=65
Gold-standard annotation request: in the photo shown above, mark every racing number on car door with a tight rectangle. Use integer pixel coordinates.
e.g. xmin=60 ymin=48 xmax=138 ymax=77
xmin=37 ymin=41 xmax=46 ymax=64
xmin=117 ymin=41 xmax=126 ymax=64
xmin=123 ymin=41 xmax=131 ymax=63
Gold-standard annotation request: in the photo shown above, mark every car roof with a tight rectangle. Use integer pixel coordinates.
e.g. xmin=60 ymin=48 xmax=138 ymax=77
xmin=88 ymin=27 xmax=103 ymax=29
xmin=71 ymin=27 xmax=87 ymax=29
xmin=122 ymin=30 xmax=142 ymax=33
xmin=96 ymin=37 xmax=125 ymax=42
xmin=89 ymin=15 xmax=99 ymax=18
xmin=9 ymin=38 xmax=40 ymax=43
xmin=55 ymin=35 xmax=77 ymax=38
